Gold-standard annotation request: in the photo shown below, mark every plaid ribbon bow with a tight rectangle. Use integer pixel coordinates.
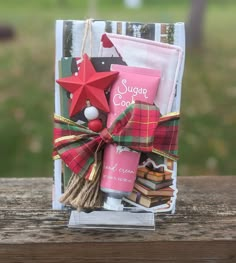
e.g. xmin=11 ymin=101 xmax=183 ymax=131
xmin=53 ymin=101 xmax=179 ymax=179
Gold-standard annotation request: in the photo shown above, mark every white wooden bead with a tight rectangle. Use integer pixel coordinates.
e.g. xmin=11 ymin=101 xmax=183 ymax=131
xmin=84 ymin=106 xmax=99 ymax=120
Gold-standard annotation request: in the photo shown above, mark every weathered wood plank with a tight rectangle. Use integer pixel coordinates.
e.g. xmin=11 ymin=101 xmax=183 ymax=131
xmin=0 ymin=176 xmax=235 ymax=243
xmin=0 ymin=176 xmax=235 ymax=262
xmin=0 ymin=241 xmax=235 ymax=263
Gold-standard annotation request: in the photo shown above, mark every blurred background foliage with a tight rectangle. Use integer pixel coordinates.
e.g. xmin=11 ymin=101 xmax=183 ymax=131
xmin=0 ymin=0 xmax=235 ymax=177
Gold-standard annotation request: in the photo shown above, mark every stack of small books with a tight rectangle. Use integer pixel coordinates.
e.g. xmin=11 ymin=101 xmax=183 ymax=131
xmin=127 ymin=164 xmax=174 ymax=208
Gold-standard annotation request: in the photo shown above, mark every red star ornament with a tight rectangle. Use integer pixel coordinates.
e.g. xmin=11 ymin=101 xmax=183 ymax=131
xmin=56 ymin=53 xmax=119 ymax=117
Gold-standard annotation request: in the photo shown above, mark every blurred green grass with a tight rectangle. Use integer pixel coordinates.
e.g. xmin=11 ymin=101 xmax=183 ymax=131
xmin=0 ymin=0 xmax=235 ymax=177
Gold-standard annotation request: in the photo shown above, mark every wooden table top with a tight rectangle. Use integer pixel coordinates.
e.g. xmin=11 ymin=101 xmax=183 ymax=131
xmin=0 ymin=176 xmax=235 ymax=262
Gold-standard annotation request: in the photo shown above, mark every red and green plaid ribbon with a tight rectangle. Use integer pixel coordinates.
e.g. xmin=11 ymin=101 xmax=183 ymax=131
xmin=53 ymin=101 xmax=179 ymax=177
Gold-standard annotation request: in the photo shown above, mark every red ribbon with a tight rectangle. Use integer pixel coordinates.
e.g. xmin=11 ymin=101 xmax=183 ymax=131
xmin=53 ymin=102 xmax=179 ymax=178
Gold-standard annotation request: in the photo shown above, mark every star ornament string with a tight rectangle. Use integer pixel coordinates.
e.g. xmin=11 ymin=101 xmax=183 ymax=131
xmin=80 ymin=18 xmax=94 ymax=57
